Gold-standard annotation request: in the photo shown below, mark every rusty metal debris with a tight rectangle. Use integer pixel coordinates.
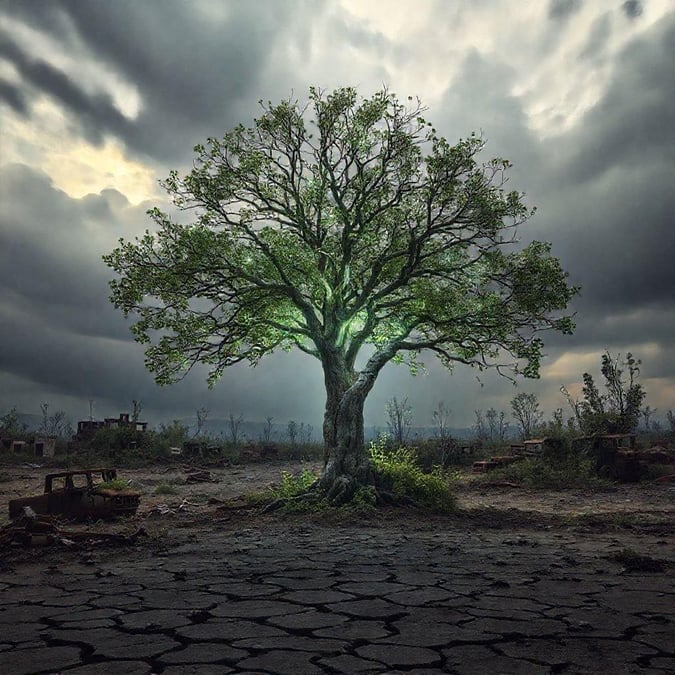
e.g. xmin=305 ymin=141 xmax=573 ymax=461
xmin=574 ymin=435 xmax=675 ymax=482
xmin=147 ymin=499 xmax=202 ymax=517
xmin=184 ymin=469 xmax=215 ymax=483
xmin=8 ymin=468 xmax=140 ymax=520
xmin=473 ymin=435 xmax=674 ymax=481
xmin=0 ymin=507 xmax=147 ymax=547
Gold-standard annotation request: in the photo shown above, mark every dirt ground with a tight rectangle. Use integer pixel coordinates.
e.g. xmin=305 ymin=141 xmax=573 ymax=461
xmin=2 ymin=460 xmax=673 ymax=675
xmin=1 ymin=459 xmax=673 ymax=547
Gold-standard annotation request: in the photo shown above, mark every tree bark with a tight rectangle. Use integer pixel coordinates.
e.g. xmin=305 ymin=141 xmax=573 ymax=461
xmin=321 ymin=388 xmax=373 ymax=503
xmin=319 ymin=350 xmax=374 ymax=503
xmin=316 ymin=337 xmax=399 ymax=504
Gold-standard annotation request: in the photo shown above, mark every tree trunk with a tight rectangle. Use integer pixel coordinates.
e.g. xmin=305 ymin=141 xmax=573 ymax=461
xmin=320 ymin=352 xmax=373 ymax=504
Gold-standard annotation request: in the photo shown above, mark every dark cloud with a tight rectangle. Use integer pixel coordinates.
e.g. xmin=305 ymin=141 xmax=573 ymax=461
xmin=1 ymin=0 xmax=325 ymax=165
xmin=0 ymin=78 xmax=28 ymax=115
xmin=579 ymin=13 xmax=612 ymax=61
xmin=436 ymin=51 xmax=542 ymax=190
xmin=548 ymin=0 xmax=583 ymax=20
xmin=622 ymin=1 xmax=644 ymax=19
xmin=559 ymin=16 xmax=675 ymax=184
xmin=541 ymin=13 xmax=675 ymax=316
xmin=0 ymin=31 xmax=130 ymax=146
xmin=431 ymin=12 xmax=675 ymax=406
xmin=0 ymin=2 xmax=673 ymax=426
xmin=0 ymin=164 xmax=141 ymax=341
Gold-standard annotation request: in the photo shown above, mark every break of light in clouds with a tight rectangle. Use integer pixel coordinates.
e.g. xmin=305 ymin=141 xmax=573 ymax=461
xmin=1 ymin=0 xmax=674 ymax=430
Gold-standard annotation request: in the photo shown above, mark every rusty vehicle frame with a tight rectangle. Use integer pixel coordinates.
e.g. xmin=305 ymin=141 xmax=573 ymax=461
xmin=8 ymin=468 xmax=140 ymax=520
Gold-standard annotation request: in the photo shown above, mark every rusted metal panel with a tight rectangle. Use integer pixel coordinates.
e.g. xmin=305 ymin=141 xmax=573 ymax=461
xmin=8 ymin=469 xmax=140 ymax=520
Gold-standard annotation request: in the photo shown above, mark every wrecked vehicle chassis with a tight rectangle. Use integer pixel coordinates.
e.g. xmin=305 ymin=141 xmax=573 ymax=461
xmin=8 ymin=468 xmax=140 ymax=521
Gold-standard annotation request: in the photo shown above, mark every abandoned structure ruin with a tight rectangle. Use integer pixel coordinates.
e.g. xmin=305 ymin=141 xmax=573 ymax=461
xmin=75 ymin=412 xmax=148 ymax=440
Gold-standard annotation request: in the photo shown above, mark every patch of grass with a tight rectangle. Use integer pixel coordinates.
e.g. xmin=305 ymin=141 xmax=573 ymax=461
xmin=348 ymin=485 xmax=377 ymax=510
xmin=370 ymin=439 xmax=456 ymax=512
xmin=255 ymin=444 xmax=456 ymax=514
xmin=266 ymin=468 xmax=326 ymax=513
xmin=272 ymin=468 xmax=318 ymax=499
xmin=97 ymin=478 xmax=129 ymax=491
xmin=0 ymin=471 xmax=12 ymax=482
xmin=154 ymin=481 xmax=179 ymax=496
xmin=485 ymin=455 xmax=607 ymax=489
xmin=245 ymin=490 xmax=273 ymax=507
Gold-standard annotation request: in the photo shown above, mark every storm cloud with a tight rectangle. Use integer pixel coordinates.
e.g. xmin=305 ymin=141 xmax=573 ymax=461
xmin=1 ymin=0 xmax=674 ymax=428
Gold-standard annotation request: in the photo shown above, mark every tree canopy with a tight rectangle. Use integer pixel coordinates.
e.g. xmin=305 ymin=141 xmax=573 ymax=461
xmin=105 ymin=86 xmax=578 ymax=502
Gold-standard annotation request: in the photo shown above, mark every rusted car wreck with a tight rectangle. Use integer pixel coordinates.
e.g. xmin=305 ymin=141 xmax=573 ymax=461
xmin=8 ymin=468 xmax=140 ymax=520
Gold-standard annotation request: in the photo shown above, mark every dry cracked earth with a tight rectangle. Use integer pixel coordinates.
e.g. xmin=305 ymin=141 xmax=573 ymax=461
xmin=0 ymin=462 xmax=673 ymax=674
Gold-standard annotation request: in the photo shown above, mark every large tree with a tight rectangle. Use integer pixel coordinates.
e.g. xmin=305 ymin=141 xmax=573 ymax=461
xmin=105 ymin=87 xmax=577 ymax=503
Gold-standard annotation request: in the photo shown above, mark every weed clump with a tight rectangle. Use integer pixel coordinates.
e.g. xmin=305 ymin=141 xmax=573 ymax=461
xmin=272 ymin=468 xmax=318 ymax=500
xmin=485 ymin=455 xmax=607 ymax=489
xmin=97 ymin=478 xmax=130 ymax=491
xmin=154 ymin=481 xmax=178 ymax=495
xmin=260 ymin=441 xmax=456 ymax=513
xmin=370 ymin=438 xmax=456 ymax=512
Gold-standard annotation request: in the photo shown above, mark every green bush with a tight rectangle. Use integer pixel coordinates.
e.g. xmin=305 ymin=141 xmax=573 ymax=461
xmin=97 ymin=478 xmax=129 ymax=491
xmin=90 ymin=427 xmax=153 ymax=452
xmin=154 ymin=481 xmax=178 ymax=495
xmin=272 ymin=468 xmax=318 ymax=499
xmin=486 ymin=455 xmax=607 ymax=489
xmin=266 ymin=469 xmax=380 ymax=514
xmin=348 ymin=485 xmax=377 ymax=510
xmin=369 ymin=438 xmax=456 ymax=512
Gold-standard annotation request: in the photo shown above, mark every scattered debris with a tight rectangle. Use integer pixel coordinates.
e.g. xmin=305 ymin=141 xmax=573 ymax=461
xmin=574 ymin=434 xmax=675 ymax=482
xmin=0 ymin=507 xmax=147 ymax=547
xmin=484 ymin=481 xmax=522 ymax=489
xmin=184 ymin=469 xmax=215 ymax=483
xmin=473 ymin=456 xmax=521 ymax=473
xmin=147 ymin=498 xmax=200 ymax=517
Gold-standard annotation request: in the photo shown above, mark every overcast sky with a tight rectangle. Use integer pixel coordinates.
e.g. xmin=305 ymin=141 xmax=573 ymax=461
xmin=1 ymin=0 xmax=674 ymax=433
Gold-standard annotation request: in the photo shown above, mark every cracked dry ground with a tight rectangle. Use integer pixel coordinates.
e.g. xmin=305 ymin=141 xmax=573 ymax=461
xmin=0 ymin=473 xmax=673 ymax=674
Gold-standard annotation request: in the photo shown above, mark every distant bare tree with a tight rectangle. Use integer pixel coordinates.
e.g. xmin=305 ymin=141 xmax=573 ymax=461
xmin=511 ymin=392 xmax=544 ymax=440
xmin=473 ymin=410 xmax=488 ymax=444
xmin=549 ymin=407 xmax=564 ymax=435
xmin=227 ymin=413 xmax=243 ymax=445
xmin=432 ymin=401 xmax=451 ymax=441
xmin=262 ymin=416 xmax=274 ymax=444
xmin=560 ymin=385 xmax=582 ymax=431
xmin=287 ymin=420 xmax=298 ymax=446
xmin=39 ymin=403 xmax=69 ymax=437
xmin=431 ymin=401 xmax=457 ymax=466
xmin=486 ymin=407 xmax=509 ymax=444
xmin=386 ymin=397 xmax=412 ymax=445
xmin=641 ymin=405 xmax=656 ymax=432
xmin=131 ymin=399 xmax=143 ymax=423
xmin=194 ymin=407 xmax=209 ymax=438
xmin=40 ymin=403 xmax=49 ymax=434
xmin=666 ymin=410 xmax=675 ymax=433
xmin=298 ymin=422 xmax=313 ymax=444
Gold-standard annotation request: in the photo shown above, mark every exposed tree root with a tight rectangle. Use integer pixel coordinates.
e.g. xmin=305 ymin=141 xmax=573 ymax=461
xmin=260 ymin=491 xmax=318 ymax=513
xmin=259 ymin=476 xmax=419 ymax=513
